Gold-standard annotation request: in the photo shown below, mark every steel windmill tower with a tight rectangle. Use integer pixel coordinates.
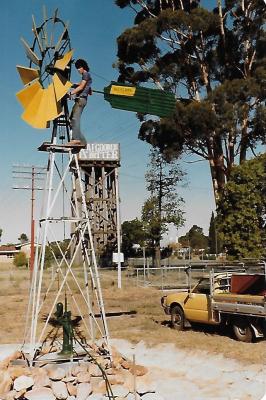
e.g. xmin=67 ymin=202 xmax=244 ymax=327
xmin=16 ymin=8 xmax=111 ymax=365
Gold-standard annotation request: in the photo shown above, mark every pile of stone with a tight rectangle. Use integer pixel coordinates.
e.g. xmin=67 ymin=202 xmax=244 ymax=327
xmin=0 ymin=350 xmax=164 ymax=400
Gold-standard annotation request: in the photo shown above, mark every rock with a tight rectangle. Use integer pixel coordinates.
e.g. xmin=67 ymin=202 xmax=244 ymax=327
xmin=51 ymin=381 xmax=68 ymax=400
xmin=24 ymin=387 xmax=56 ymax=400
xmin=136 ymin=375 xmax=156 ymax=394
xmin=71 ymin=365 xmax=88 ymax=376
xmin=13 ymin=375 xmax=34 ymax=392
xmin=110 ymin=385 xmax=129 ymax=398
xmin=141 ymin=393 xmax=165 ymax=400
xmin=121 ymin=360 xmax=132 ymax=370
xmin=31 ymin=368 xmax=50 ymax=388
xmin=107 ymin=374 xmax=124 ymax=385
xmin=105 ymin=368 xmax=116 ymax=375
xmin=91 ymin=378 xmax=106 ymax=394
xmin=86 ymin=394 xmax=105 ymax=400
xmin=2 ymin=390 xmax=17 ymax=400
xmin=14 ymin=389 xmax=27 ymax=399
xmin=41 ymin=346 xmax=58 ymax=355
xmin=89 ymin=364 xmax=102 ymax=377
xmin=0 ymin=352 xmax=22 ymax=370
xmin=119 ymin=369 xmax=135 ymax=392
xmin=126 ymin=393 xmax=141 ymax=400
xmin=95 ymin=357 xmax=108 ymax=369
xmin=77 ymin=371 xmax=91 ymax=383
xmin=8 ymin=366 xmax=31 ymax=380
xmin=129 ymin=365 xmax=148 ymax=377
xmin=67 ymin=396 xmax=76 ymax=400
xmin=66 ymin=382 xmax=77 ymax=397
xmin=48 ymin=367 xmax=66 ymax=380
xmin=0 ymin=371 xmax=12 ymax=395
xmin=62 ymin=376 xmax=76 ymax=383
xmin=76 ymin=382 xmax=92 ymax=400
xmin=32 ymin=374 xmax=50 ymax=388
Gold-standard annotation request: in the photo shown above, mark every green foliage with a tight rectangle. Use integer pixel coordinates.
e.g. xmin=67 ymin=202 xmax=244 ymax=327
xmin=179 ymin=225 xmax=208 ymax=251
xmin=18 ymin=233 xmax=28 ymax=243
xmin=142 ymin=149 xmax=185 ymax=265
xmin=44 ymin=240 xmax=71 ymax=267
xmin=121 ymin=218 xmax=146 ymax=257
xmin=142 ymin=149 xmax=185 ymax=239
xmin=115 ymin=0 xmax=266 ymax=198
xmin=217 ymin=154 xmax=266 ymax=259
xmin=13 ymin=251 xmax=28 ymax=268
xmin=208 ymin=212 xmax=222 ymax=254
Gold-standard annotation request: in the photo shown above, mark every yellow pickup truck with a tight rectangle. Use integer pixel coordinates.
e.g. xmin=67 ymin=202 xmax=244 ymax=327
xmin=161 ymin=272 xmax=266 ymax=342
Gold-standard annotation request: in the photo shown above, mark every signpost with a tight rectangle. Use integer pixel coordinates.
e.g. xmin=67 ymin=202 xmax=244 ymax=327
xmin=104 ymin=81 xmax=176 ymax=118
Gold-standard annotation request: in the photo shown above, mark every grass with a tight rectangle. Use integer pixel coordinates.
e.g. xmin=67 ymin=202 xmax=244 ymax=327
xmin=0 ymin=266 xmax=264 ymax=366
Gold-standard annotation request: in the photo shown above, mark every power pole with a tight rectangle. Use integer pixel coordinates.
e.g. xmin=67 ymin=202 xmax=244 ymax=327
xmin=12 ymin=165 xmax=46 ymax=272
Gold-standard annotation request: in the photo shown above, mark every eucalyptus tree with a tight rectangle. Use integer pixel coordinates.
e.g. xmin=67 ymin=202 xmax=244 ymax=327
xmin=142 ymin=148 xmax=185 ymax=267
xmin=217 ymin=153 xmax=266 ymax=259
xmin=115 ymin=0 xmax=266 ymax=201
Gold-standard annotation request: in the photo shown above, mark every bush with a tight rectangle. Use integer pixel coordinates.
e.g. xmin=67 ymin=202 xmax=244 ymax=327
xmin=13 ymin=251 xmax=28 ymax=267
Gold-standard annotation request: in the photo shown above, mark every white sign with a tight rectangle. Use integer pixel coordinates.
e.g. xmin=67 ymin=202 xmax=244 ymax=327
xmin=79 ymin=143 xmax=120 ymax=161
xmin=112 ymin=252 xmax=124 ymax=263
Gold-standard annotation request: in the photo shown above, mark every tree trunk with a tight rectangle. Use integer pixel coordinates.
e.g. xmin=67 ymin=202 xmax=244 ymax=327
xmin=155 ymin=243 xmax=161 ymax=268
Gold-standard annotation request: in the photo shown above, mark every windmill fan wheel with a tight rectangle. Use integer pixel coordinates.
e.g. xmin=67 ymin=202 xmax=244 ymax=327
xmin=16 ymin=7 xmax=73 ymax=129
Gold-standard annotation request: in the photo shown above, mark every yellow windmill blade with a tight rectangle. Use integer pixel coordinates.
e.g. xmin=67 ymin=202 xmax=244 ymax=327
xmin=21 ymin=37 xmax=41 ymax=66
xmin=21 ymin=87 xmax=48 ymax=128
xmin=54 ymin=49 xmax=73 ymax=71
xmin=45 ymin=83 xmax=63 ymax=121
xmin=20 ymin=83 xmax=63 ymax=128
xmin=16 ymin=65 xmax=39 ymax=85
xmin=17 ymin=9 xmax=72 ymax=129
xmin=52 ymin=72 xmax=72 ymax=101
xmin=16 ymin=80 xmax=43 ymax=109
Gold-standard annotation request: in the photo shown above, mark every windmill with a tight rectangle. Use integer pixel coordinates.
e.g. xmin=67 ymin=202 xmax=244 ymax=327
xmin=16 ymin=8 xmax=111 ymax=365
xmin=16 ymin=7 xmax=73 ymax=130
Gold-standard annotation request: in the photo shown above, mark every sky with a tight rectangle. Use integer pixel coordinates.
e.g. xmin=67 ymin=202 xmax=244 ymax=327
xmin=0 ymin=0 xmax=218 ymax=244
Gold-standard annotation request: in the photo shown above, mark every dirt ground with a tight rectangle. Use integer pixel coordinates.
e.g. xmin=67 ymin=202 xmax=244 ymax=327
xmin=0 ymin=263 xmax=265 ymax=367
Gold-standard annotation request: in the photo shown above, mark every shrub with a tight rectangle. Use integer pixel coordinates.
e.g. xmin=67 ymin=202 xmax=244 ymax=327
xmin=13 ymin=251 xmax=28 ymax=268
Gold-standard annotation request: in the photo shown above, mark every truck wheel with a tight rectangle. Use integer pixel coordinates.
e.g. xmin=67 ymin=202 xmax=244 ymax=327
xmin=232 ymin=318 xmax=253 ymax=342
xmin=171 ymin=305 xmax=185 ymax=331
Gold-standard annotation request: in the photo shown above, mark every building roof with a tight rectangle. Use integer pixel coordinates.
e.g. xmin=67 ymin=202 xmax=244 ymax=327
xmin=0 ymin=245 xmax=18 ymax=253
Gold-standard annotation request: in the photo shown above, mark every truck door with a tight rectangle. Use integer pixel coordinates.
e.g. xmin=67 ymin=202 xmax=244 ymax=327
xmin=183 ymin=279 xmax=214 ymax=323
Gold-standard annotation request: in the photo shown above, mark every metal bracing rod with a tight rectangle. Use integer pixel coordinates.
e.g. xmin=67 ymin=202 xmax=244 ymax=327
xmin=36 ymin=239 xmax=94 ymax=341
xmin=37 ymin=220 xmax=104 ymax=346
xmin=71 ymin=171 xmax=95 ymax=340
xmin=53 ymin=160 xmax=80 ymax=220
xmin=72 ymin=170 xmax=96 ymax=341
xmin=115 ymin=168 xmax=122 ymax=289
xmin=40 ymin=223 xmax=99 ymax=326
xmin=30 ymin=147 xmax=56 ymax=362
xmin=74 ymin=155 xmax=111 ymax=350
xmin=22 ymin=218 xmax=42 ymax=348
xmin=47 ymin=152 xmax=73 ymax=216
xmin=28 ymin=174 xmax=50 ymax=354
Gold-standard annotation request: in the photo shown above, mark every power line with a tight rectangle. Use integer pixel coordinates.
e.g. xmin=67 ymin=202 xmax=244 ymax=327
xmin=12 ymin=164 xmax=46 ymax=272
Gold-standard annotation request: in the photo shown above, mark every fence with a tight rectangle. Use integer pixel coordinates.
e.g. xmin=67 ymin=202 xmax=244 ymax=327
xmin=134 ymin=260 xmax=266 ymax=290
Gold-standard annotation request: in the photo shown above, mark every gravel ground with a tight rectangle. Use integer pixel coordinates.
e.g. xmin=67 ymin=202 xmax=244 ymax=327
xmin=1 ymin=341 xmax=265 ymax=400
xmin=110 ymin=339 xmax=266 ymax=400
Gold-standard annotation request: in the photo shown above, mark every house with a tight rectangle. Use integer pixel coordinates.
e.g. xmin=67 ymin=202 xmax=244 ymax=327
xmin=0 ymin=242 xmax=32 ymax=263
xmin=0 ymin=245 xmax=20 ymax=263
